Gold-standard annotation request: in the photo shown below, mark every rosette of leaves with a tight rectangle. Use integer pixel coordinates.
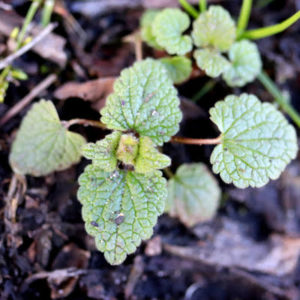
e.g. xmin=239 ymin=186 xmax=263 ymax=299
xmin=78 ymin=59 xmax=182 ymax=265
xmin=166 ymin=163 xmax=221 ymax=227
xmin=152 ymin=8 xmax=192 ymax=56
xmin=223 ymin=40 xmax=262 ymax=87
xmin=209 ymin=94 xmax=298 ymax=188
xmin=9 ymin=100 xmax=86 ymax=176
xmin=192 ymin=5 xmax=236 ymax=77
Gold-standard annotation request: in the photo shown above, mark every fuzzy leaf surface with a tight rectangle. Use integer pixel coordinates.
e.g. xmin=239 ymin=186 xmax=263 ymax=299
xmin=82 ymin=131 xmax=121 ymax=172
xmin=194 ymin=49 xmax=230 ymax=78
xmin=192 ymin=5 xmax=236 ymax=51
xmin=10 ymin=100 xmax=86 ymax=176
xmin=135 ymin=137 xmax=171 ymax=173
xmin=166 ymin=163 xmax=221 ymax=227
xmin=140 ymin=10 xmax=162 ymax=50
xmin=223 ymin=40 xmax=262 ymax=87
xmin=210 ymin=94 xmax=298 ymax=188
xmin=78 ymin=165 xmax=166 ymax=265
xmin=160 ymin=56 xmax=192 ymax=84
xmin=152 ymin=8 xmax=192 ymax=55
xmin=101 ymin=59 xmax=182 ymax=145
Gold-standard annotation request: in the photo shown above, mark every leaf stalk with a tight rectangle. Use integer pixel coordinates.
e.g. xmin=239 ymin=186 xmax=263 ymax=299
xmin=171 ymin=135 xmax=222 ymax=145
xmin=241 ymin=10 xmax=300 ymax=40
xmin=237 ymin=0 xmax=253 ymax=38
xmin=63 ymin=118 xmax=107 ymax=130
xmin=178 ymin=0 xmax=199 ymax=18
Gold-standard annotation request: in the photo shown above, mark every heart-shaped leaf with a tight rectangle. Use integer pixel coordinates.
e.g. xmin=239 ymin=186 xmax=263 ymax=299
xmin=194 ymin=49 xmax=230 ymax=78
xmin=210 ymin=94 xmax=298 ymax=188
xmin=192 ymin=5 xmax=236 ymax=52
xmin=166 ymin=163 xmax=221 ymax=227
xmin=223 ymin=40 xmax=262 ymax=87
xmin=152 ymin=8 xmax=192 ymax=55
xmin=10 ymin=100 xmax=86 ymax=176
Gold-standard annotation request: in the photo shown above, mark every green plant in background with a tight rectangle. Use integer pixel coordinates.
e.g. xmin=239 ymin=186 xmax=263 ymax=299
xmin=0 ymin=0 xmax=55 ymax=102
xmin=140 ymin=0 xmax=300 ymax=127
xmin=9 ymin=58 xmax=298 ymax=264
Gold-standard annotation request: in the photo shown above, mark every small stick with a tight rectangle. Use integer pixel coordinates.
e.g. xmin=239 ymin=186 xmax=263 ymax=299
xmin=171 ymin=135 xmax=222 ymax=145
xmin=0 ymin=23 xmax=57 ymax=70
xmin=63 ymin=118 xmax=106 ymax=130
xmin=0 ymin=74 xmax=57 ymax=126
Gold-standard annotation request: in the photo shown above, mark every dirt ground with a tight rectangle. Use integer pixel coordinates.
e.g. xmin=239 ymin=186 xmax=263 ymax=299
xmin=1 ymin=0 xmax=300 ymax=299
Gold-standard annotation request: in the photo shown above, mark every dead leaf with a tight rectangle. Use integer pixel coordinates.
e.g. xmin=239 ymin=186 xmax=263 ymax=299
xmin=54 ymin=77 xmax=115 ymax=111
xmin=164 ymin=218 xmax=300 ymax=276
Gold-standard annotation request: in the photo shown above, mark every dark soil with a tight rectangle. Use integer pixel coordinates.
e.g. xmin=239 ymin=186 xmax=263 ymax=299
xmin=1 ymin=1 xmax=300 ymax=299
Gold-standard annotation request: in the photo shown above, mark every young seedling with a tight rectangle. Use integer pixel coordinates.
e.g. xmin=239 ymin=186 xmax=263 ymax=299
xmin=140 ymin=0 xmax=300 ymax=88
xmin=9 ymin=58 xmax=298 ymax=265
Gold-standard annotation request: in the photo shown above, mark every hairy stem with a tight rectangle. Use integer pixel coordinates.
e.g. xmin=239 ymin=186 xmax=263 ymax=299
xmin=178 ymin=0 xmax=199 ymax=18
xmin=257 ymin=71 xmax=300 ymax=128
xmin=63 ymin=118 xmax=107 ymax=129
xmin=237 ymin=0 xmax=253 ymax=38
xmin=199 ymin=0 xmax=207 ymax=12
xmin=241 ymin=10 xmax=300 ymax=40
xmin=171 ymin=135 xmax=222 ymax=145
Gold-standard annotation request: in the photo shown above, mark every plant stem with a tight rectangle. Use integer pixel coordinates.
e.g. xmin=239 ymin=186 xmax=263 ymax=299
xmin=171 ymin=135 xmax=222 ymax=145
xmin=16 ymin=0 xmax=42 ymax=49
xmin=135 ymin=32 xmax=143 ymax=61
xmin=199 ymin=0 xmax=207 ymax=13
xmin=63 ymin=118 xmax=107 ymax=130
xmin=237 ymin=0 xmax=253 ymax=38
xmin=257 ymin=71 xmax=300 ymax=128
xmin=42 ymin=0 xmax=55 ymax=27
xmin=192 ymin=80 xmax=216 ymax=102
xmin=241 ymin=10 xmax=300 ymax=40
xmin=163 ymin=167 xmax=174 ymax=179
xmin=178 ymin=0 xmax=199 ymax=18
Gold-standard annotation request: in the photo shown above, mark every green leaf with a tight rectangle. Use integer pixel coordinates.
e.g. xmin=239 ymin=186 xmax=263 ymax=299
xmin=166 ymin=163 xmax=221 ymax=227
xmin=223 ymin=40 xmax=262 ymax=87
xmin=194 ymin=49 xmax=230 ymax=78
xmin=82 ymin=131 xmax=121 ymax=172
xmin=192 ymin=5 xmax=236 ymax=52
xmin=209 ymin=94 xmax=298 ymax=188
xmin=101 ymin=59 xmax=182 ymax=146
xmin=9 ymin=100 xmax=86 ymax=176
xmin=152 ymin=8 xmax=192 ymax=55
xmin=78 ymin=165 xmax=167 ymax=265
xmin=160 ymin=56 xmax=192 ymax=84
xmin=135 ymin=137 xmax=171 ymax=173
xmin=140 ymin=10 xmax=162 ymax=50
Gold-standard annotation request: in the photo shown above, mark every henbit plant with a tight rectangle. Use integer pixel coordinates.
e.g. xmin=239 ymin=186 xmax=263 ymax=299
xmin=141 ymin=0 xmax=300 ymax=122
xmin=9 ymin=58 xmax=298 ymax=265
